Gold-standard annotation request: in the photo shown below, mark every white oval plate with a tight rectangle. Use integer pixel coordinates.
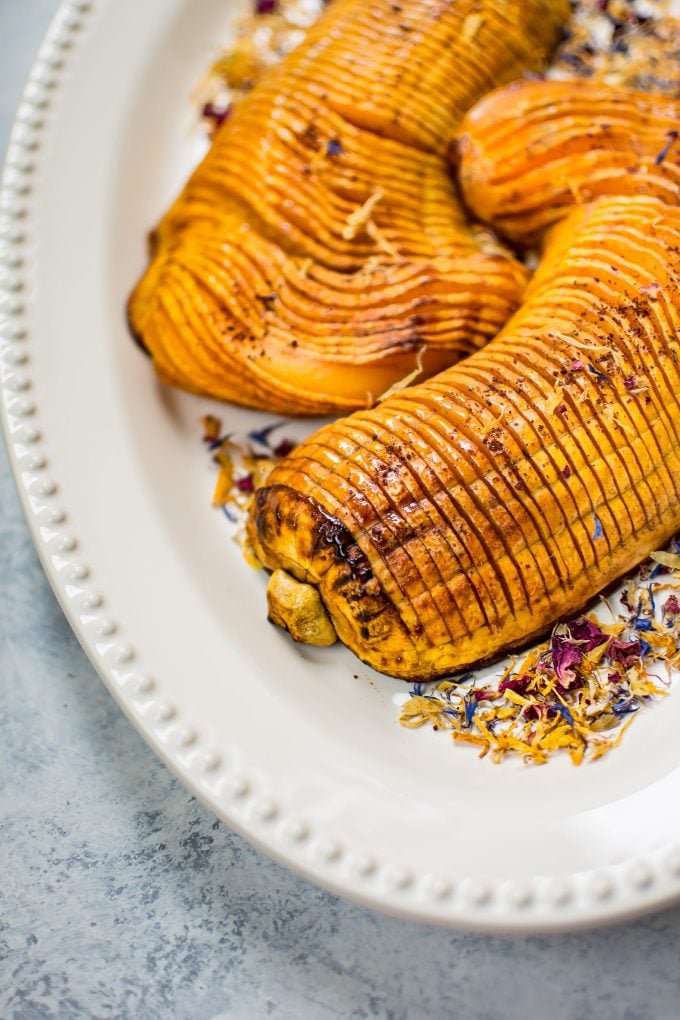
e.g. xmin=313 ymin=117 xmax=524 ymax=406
xmin=3 ymin=0 xmax=680 ymax=933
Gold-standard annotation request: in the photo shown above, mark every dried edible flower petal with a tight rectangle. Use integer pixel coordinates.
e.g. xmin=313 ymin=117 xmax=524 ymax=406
xmin=653 ymin=130 xmax=678 ymax=166
xmin=273 ymin=438 xmax=296 ymax=458
xmin=235 ymin=474 xmax=255 ymax=493
xmin=606 ymin=635 xmax=642 ymax=668
xmin=248 ymin=421 xmax=287 ymax=449
xmin=551 ymin=628 xmax=583 ymax=685
xmin=650 ymin=550 xmax=680 ymax=570
xmin=201 ymin=415 xmax=222 ymax=443
xmin=202 ymin=101 xmax=232 ymax=127
xmin=567 ymin=616 xmax=607 ymax=650
xmin=399 ymin=538 xmax=678 ymax=765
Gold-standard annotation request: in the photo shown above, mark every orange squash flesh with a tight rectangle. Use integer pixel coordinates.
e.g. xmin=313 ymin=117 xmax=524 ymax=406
xmin=455 ymin=79 xmax=680 ymax=248
xmin=249 ymin=196 xmax=680 ymax=679
xmin=128 ymin=0 xmax=569 ymax=415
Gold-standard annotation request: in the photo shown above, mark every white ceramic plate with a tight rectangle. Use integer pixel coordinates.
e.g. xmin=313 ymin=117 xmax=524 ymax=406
xmin=4 ymin=0 xmax=680 ymax=933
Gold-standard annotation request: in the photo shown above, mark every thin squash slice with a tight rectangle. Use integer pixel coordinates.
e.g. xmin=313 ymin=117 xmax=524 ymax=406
xmin=128 ymin=0 xmax=569 ymax=415
xmin=249 ymin=195 xmax=680 ymax=679
xmin=455 ymin=79 xmax=680 ymax=247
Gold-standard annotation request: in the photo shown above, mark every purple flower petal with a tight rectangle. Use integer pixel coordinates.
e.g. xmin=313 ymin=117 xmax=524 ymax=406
xmin=567 ymin=616 xmax=607 ymax=652
xmin=498 ymin=673 xmax=533 ymax=696
xmin=273 ymin=438 xmax=295 ymax=458
xmin=235 ymin=474 xmax=255 ymax=493
xmin=606 ymin=636 xmax=643 ymax=669
xmin=202 ymin=101 xmax=232 ymax=127
xmin=551 ymin=637 xmax=582 ymax=685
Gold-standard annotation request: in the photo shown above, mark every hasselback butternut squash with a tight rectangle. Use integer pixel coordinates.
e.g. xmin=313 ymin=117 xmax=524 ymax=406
xmin=128 ymin=0 xmax=569 ymax=415
xmin=249 ymin=195 xmax=680 ymax=679
xmin=454 ymin=80 xmax=680 ymax=248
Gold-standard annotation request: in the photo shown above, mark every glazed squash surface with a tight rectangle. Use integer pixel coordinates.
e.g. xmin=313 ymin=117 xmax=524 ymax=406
xmin=128 ymin=0 xmax=569 ymax=415
xmin=455 ymin=80 xmax=680 ymax=247
xmin=250 ymin=196 xmax=680 ymax=679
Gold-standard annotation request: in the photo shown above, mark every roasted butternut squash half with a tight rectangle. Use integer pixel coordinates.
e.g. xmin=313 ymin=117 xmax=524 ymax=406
xmin=455 ymin=80 xmax=680 ymax=248
xmin=128 ymin=0 xmax=569 ymax=415
xmin=249 ymin=196 xmax=680 ymax=679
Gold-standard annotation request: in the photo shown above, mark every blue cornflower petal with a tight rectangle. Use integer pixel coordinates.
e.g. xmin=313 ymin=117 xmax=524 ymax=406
xmin=247 ymin=421 xmax=286 ymax=448
xmin=550 ymin=701 xmax=575 ymax=726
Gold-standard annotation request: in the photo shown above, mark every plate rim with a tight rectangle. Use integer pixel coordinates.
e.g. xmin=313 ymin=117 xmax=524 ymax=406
xmin=3 ymin=0 xmax=680 ymax=933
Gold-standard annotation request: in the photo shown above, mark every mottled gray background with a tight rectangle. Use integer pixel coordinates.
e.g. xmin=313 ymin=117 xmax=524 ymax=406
xmin=3 ymin=2 xmax=680 ymax=1018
